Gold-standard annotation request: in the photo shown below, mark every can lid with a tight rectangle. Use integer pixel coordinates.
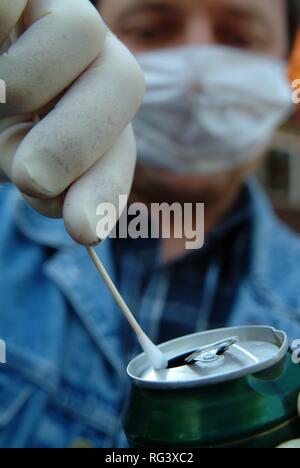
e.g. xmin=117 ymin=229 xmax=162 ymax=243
xmin=127 ymin=326 xmax=289 ymax=389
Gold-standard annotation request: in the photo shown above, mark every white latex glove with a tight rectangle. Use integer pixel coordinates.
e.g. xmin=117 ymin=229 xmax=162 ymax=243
xmin=0 ymin=0 xmax=145 ymax=245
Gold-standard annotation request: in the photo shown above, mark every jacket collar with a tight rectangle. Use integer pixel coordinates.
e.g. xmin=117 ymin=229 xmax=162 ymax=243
xmin=14 ymin=192 xmax=128 ymax=382
xmin=43 ymin=241 xmax=128 ymax=383
xmin=247 ymin=178 xmax=300 ymax=313
xmin=14 ymin=193 xmax=74 ymax=249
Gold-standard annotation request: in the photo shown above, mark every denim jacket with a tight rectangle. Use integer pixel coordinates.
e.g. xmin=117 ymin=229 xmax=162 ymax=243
xmin=0 ymin=180 xmax=299 ymax=448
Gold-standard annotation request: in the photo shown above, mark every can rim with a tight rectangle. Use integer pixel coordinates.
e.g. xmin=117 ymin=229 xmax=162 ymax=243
xmin=127 ymin=326 xmax=289 ymax=389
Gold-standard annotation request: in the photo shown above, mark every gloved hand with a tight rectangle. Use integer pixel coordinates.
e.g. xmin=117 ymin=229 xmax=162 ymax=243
xmin=0 ymin=0 xmax=145 ymax=245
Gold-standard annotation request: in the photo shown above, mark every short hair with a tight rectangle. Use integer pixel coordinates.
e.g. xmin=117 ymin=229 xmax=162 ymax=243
xmin=91 ymin=0 xmax=300 ymax=51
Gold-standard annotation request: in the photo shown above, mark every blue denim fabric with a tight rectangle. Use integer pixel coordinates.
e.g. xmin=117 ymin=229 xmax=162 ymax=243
xmin=0 ymin=179 xmax=299 ymax=448
xmin=114 ymin=185 xmax=252 ymax=357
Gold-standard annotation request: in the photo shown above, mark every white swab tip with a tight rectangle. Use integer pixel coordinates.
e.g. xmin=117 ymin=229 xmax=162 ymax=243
xmin=138 ymin=334 xmax=168 ymax=370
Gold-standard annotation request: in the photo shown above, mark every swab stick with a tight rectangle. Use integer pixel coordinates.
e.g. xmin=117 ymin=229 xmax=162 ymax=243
xmin=86 ymin=246 xmax=168 ymax=370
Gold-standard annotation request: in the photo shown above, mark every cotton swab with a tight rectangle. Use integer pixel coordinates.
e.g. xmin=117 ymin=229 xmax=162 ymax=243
xmin=86 ymin=246 xmax=168 ymax=370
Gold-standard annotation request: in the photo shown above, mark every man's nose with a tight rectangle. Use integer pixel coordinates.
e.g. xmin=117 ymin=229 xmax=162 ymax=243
xmin=183 ymin=15 xmax=215 ymax=46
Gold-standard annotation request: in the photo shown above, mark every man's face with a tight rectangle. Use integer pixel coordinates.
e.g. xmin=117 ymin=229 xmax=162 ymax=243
xmin=98 ymin=0 xmax=289 ymax=203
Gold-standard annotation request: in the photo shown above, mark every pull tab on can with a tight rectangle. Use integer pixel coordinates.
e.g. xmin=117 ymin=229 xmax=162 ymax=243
xmin=185 ymin=337 xmax=239 ymax=365
xmin=167 ymin=336 xmax=239 ymax=369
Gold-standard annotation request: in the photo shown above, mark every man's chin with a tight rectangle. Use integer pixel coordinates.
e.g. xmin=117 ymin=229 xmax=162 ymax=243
xmin=133 ymin=164 xmax=230 ymax=204
xmin=153 ymin=170 xmax=214 ymax=192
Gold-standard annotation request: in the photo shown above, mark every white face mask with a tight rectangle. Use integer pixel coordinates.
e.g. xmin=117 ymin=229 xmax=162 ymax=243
xmin=133 ymin=45 xmax=293 ymax=174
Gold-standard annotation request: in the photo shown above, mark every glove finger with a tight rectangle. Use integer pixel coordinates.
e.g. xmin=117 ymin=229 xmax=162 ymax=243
xmin=24 ymin=193 xmax=64 ymax=218
xmin=0 ymin=0 xmax=106 ymax=118
xmin=63 ymin=125 xmax=136 ymax=245
xmin=0 ymin=116 xmax=33 ymax=179
xmin=0 ymin=0 xmax=28 ymax=46
xmin=12 ymin=33 xmax=144 ymax=198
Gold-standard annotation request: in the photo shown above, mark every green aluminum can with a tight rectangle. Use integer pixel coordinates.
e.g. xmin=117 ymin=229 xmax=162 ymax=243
xmin=123 ymin=326 xmax=300 ymax=448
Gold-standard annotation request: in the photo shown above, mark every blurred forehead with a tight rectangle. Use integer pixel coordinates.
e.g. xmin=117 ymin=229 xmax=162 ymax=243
xmin=100 ymin=0 xmax=285 ymax=18
xmin=100 ymin=0 xmax=287 ymax=40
